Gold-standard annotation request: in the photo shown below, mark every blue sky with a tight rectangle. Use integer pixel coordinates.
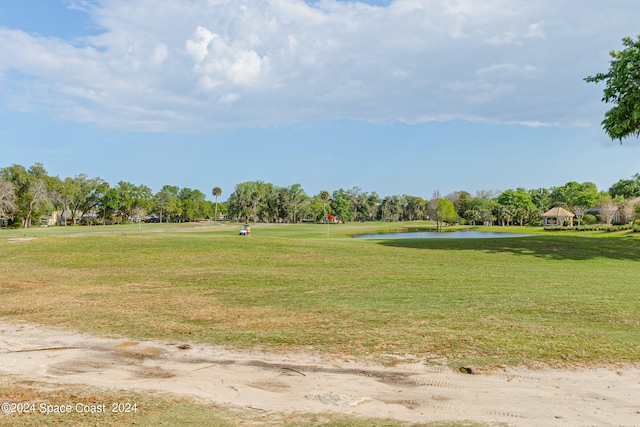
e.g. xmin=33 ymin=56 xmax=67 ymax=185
xmin=1 ymin=0 xmax=639 ymax=200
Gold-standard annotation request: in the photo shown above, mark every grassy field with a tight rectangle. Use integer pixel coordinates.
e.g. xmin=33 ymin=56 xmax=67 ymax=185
xmin=1 ymin=221 xmax=638 ymax=368
xmin=1 ymin=221 xmax=639 ymax=426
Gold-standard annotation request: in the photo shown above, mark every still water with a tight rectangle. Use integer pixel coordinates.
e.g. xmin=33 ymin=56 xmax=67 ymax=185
xmin=354 ymin=231 xmax=536 ymax=239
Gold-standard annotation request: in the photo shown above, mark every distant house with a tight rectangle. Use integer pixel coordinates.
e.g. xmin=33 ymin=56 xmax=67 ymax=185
xmin=619 ymin=196 xmax=640 ymax=223
xmin=542 ymin=207 xmax=575 ymax=226
xmin=629 ymin=196 xmax=640 ymax=214
xmin=40 ymin=215 xmax=54 ymax=227
xmin=586 ymin=206 xmax=621 ymax=224
xmin=585 ymin=197 xmax=639 ymax=224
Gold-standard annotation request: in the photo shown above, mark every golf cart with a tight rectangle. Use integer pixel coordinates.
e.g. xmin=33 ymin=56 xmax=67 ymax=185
xmin=239 ymin=224 xmax=251 ymax=236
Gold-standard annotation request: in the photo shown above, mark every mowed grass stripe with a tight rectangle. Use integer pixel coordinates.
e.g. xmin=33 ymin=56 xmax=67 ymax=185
xmin=1 ymin=226 xmax=639 ymax=367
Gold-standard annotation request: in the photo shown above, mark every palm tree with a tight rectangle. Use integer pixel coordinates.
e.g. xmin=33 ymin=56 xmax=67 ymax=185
xmin=212 ymin=186 xmax=222 ymax=221
xmin=320 ymin=190 xmax=331 ymax=222
xmin=493 ymin=204 xmax=512 ymax=226
xmin=464 ymin=209 xmax=482 ymax=226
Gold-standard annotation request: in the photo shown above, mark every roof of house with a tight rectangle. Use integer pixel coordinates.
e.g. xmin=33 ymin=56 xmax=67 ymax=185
xmin=542 ymin=207 xmax=575 ymax=218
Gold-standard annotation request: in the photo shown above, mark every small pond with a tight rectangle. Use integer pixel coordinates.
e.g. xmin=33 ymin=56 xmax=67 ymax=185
xmin=354 ymin=231 xmax=537 ymax=239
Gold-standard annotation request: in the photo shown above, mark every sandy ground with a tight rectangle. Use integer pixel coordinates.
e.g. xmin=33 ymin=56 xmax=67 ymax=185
xmin=0 ymin=321 xmax=639 ymax=426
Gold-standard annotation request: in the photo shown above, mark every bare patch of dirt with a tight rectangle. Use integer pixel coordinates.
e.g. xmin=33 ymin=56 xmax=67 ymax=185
xmin=1 ymin=321 xmax=639 ymax=426
xmin=6 ymin=238 xmax=37 ymax=244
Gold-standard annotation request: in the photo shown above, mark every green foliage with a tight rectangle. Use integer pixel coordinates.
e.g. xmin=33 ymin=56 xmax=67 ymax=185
xmin=211 ymin=186 xmax=222 ymax=221
xmin=528 ymin=187 xmax=551 ymax=212
xmin=379 ymin=195 xmax=401 ymax=221
xmin=331 ymin=189 xmax=354 ymax=222
xmin=178 ymin=187 xmax=210 ymax=221
xmin=550 ymin=181 xmax=599 ymax=208
xmin=528 ymin=216 xmax=543 ymax=227
xmin=608 ymin=173 xmax=640 ymax=199
xmin=582 ymin=214 xmax=598 ymax=225
xmin=63 ymin=174 xmax=108 ymax=224
xmin=434 ymin=198 xmax=457 ymax=229
xmin=155 ymin=185 xmax=182 ymax=222
xmin=402 ymin=195 xmax=426 ymax=221
xmin=464 ymin=195 xmax=494 ymax=226
xmin=1 ymin=161 xmax=639 ymax=229
xmin=226 ymin=181 xmax=267 ymax=222
xmin=585 ymin=35 xmax=640 ymax=142
xmin=0 ymin=163 xmax=49 ymax=228
xmin=447 ymin=190 xmax=472 ymax=218
xmin=280 ymin=183 xmax=307 ymax=223
xmin=496 ymin=188 xmax=537 ymax=226
xmin=115 ymin=181 xmax=154 ymax=220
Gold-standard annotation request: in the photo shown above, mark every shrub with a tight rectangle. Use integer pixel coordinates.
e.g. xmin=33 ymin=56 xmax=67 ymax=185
xmin=582 ymin=214 xmax=598 ymax=225
xmin=529 ymin=218 xmax=543 ymax=227
xmin=608 ymin=225 xmax=632 ymax=232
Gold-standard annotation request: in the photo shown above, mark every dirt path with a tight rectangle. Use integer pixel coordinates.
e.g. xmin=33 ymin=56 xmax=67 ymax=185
xmin=1 ymin=321 xmax=638 ymax=426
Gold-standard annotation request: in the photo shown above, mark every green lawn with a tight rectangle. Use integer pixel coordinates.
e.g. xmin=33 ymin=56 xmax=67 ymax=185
xmin=1 ymin=222 xmax=639 ymax=368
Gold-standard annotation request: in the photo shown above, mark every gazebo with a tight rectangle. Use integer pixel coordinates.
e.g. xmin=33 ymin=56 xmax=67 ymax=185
xmin=542 ymin=207 xmax=575 ymax=226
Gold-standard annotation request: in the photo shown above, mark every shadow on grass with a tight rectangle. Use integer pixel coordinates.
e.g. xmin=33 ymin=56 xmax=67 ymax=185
xmin=377 ymin=235 xmax=640 ymax=262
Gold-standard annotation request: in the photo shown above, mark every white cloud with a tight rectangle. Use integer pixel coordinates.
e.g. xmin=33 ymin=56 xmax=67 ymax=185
xmin=187 ymin=26 xmax=269 ymax=89
xmin=0 ymin=0 xmax=637 ymax=131
xmin=150 ymin=43 xmax=169 ymax=65
xmin=524 ymin=22 xmax=545 ymax=39
xmin=475 ymin=64 xmax=539 ymax=80
xmin=185 ymin=26 xmax=215 ymax=65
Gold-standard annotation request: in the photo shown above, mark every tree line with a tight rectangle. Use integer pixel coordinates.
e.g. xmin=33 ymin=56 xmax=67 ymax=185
xmin=1 ymin=163 xmax=639 ymax=229
xmin=0 ymin=163 xmax=215 ymax=228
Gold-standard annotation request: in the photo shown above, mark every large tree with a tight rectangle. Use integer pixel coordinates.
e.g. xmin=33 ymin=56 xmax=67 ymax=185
xmin=227 ymin=181 xmax=270 ymax=222
xmin=115 ymin=181 xmax=154 ymax=222
xmin=496 ymin=188 xmax=536 ymax=226
xmin=380 ymin=195 xmax=402 ymax=222
xmin=403 ymin=195 xmax=426 ymax=221
xmin=154 ymin=185 xmax=181 ymax=222
xmin=447 ymin=190 xmax=472 ymax=219
xmin=0 ymin=180 xmax=17 ymax=218
xmin=64 ymin=174 xmax=108 ymax=224
xmin=276 ymin=184 xmax=309 ymax=223
xmin=585 ymin=36 xmax=640 ymax=142
xmin=178 ymin=187 xmax=210 ymax=221
xmin=464 ymin=192 xmax=495 ymax=226
xmin=571 ymin=205 xmax=589 ymax=227
xmin=24 ymin=179 xmax=48 ymax=228
xmin=98 ymin=187 xmax=121 ymax=224
xmin=608 ymin=174 xmax=640 ymax=199
xmin=550 ymin=182 xmax=599 ymax=209
xmin=0 ymin=163 xmax=51 ymax=228
xmin=434 ymin=198 xmax=457 ymax=231
xmin=331 ymin=189 xmax=355 ymax=223
xmin=597 ymin=196 xmax=619 ymax=225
